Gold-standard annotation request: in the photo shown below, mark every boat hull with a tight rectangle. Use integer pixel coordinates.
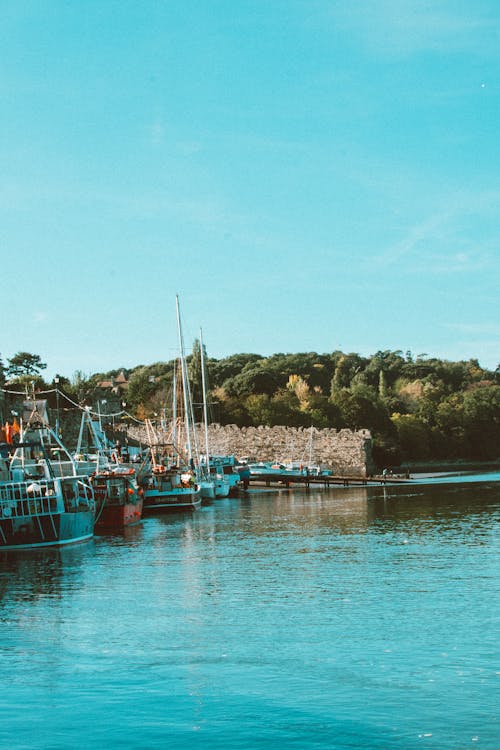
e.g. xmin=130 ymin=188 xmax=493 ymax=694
xmin=142 ymin=488 xmax=201 ymax=512
xmin=92 ymin=470 xmax=143 ymax=531
xmin=95 ymin=500 xmax=143 ymax=530
xmin=0 ymin=510 xmax=94 ymax=551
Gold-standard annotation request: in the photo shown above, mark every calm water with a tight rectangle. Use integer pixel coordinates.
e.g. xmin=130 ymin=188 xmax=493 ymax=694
xmin=1 ymin=474 xmax=499 ymax=750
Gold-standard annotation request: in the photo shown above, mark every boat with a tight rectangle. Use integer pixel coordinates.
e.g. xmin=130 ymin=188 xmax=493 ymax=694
xmin=140 ymin=460 xmax=201 ymax=513
xmin=138 ymin=420 xmax=201 ymax=512
xmin=0 ymin=408 xmax=95 ymax=550
xmin=245 ymin=459 xmax=326 ymax=481
xmin=243 ymin=429 xmax=332 ymax=482
xmin=73 ymin=408 xmax=115 ymax=475
xmin=139 ymin=297 xmax=202 ymax=513
xmin=92 ymin=466 xmax=143 ymax=530
xmin=246 ymin=461 xmax=303 ymax=477
xmin=235 ymin=461 xmax=251 ymax=490
xmin=202 ymin=454 xmax=241 ymax=496
xmin=197 ymin=328 xmax=230 ymax=500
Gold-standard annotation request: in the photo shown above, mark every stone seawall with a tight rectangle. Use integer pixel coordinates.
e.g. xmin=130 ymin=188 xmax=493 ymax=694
xmin=127 ymin=424 xmax=375 ymax=477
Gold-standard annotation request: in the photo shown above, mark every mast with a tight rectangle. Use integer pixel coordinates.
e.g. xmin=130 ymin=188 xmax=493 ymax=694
xmin=175 ymin=295 xmax=193 ymax=464
xmin=172 ymin=362 xmax=177 ymax=464
xmin=200 ymin=328 xmax=210 ymax=476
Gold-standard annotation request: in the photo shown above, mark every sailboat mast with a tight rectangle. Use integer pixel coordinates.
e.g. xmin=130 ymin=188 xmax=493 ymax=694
xmin=172 ymin=362 xmax=177 ymax=464
xmin=175 ymin=295 xmax=193 ymax=463
xmin=200 ymin=328 xmax=210 ymax=475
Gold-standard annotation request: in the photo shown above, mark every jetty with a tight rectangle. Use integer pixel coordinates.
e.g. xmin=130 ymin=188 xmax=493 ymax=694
xmin=247 ymin=472 xmax=412 ymax=489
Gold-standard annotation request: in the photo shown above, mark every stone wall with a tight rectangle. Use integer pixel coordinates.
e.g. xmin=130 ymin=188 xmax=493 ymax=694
xmin=127 ymin=423 xmax=375 ymax=477
xmin=0 ymin=391 xmax=374 ymax=476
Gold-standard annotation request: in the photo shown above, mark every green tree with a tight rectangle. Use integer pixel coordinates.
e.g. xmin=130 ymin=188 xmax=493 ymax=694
xmin=245 ymin=394 xmax=274 ymax=426
xmin=127 ymin=367 xmax=166 ymax=413
xmin=211 ymin=387 xmax=250 ymax=426
xmin=269 ymin=389 xmax=309 ymax=427
xmin=188 ymin=339 xmax=204 ymax=416
xmin=391 ymin=414 xmax=431 ymax=461
xmin=330 ymin=353 xmax=367 ymax=393
xmin=225 ymin=364 xmax=280 ymax=397
xmin=210 ymin=354 xmax=264 ymax=389
xmin=7 ymin=352 xmax=47 ymax=378
xmin=462 ymin=385 xmax=500 ymax=459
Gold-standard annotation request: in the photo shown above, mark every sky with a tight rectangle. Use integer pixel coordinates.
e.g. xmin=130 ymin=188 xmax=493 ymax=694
xmin=1 ymin=0 xmax=499 ymax=380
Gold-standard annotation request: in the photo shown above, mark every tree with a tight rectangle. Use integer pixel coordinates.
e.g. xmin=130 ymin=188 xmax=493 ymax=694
xmin=286 ymin=374 xmax=310 ymax=408
xmin=245 ymin=394 xmax=274 ymax=426
xmin=224 ymin=364 xmax=280 ymax=397
xmin=7 ymin=352 xmax=47 ymax=378
xmin=330 ymin=353 xmax=367 ymax=393
xmin=210 ymin=387 xmax=250 ymax=426
xmin=462 ymin=385 xmax=500 ymax=460
xmin=126 ymin=366 xmax=170 ymax=414
xmin=209 ymin=353 xmax=264 ymax=389
xmin=391 ymin=414 xmax=431 ymax=460
xmin=188 ymin=339 xmax=204 ymax=414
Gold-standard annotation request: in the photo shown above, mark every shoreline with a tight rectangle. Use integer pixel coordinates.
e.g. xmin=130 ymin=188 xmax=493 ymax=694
xmin=391 ymin=459 xmax=500 ymax=474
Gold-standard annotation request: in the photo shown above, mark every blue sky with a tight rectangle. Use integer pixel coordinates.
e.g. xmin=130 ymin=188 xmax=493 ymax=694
xmin=2 ymin=0 xmax=499 ymax=379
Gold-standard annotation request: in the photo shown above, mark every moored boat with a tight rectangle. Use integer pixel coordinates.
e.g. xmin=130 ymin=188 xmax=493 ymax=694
xmin=92 ymin=466 xmax=143 ymax=530
xmin=0 ymin=420 xmax=95 ymax=551
xmin=140 ymin=464 xmax=201 ymax=512
xmin=199 ymin=455 xmax=236 ymax=497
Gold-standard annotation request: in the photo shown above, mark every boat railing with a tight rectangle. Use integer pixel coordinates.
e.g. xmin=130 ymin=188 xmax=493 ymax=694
xmin=0 ymin=479 xmax=62 ymax=518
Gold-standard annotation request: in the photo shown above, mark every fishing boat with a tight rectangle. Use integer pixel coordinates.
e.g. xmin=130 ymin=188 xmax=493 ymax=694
xmin=73 ymin=408 xmax=115 ymax=475
xmin=139 ymin=297 xmax=203 ymax=513
xmin=138 ymin=419 xmax=202 ymax=513
xmin=92 ymin=466 xmax=143 ymax=530
xmin=200 ymin=454 xmax=241 ymax=496
xmin=0 ymin=409 xmax=95 ymax=550
xmin=140 ymin=461 xmax=201 ymax=512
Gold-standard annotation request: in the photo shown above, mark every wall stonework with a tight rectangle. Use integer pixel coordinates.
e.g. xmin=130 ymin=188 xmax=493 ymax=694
xmin=127 ymin=423 xmax=374 ymax=477
xmin=201 ymin=425 xmax=374 ymax=477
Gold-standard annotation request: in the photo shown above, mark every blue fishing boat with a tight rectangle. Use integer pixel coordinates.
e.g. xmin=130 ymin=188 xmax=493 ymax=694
xmin=0 ymin=413 xmax=95 ymax=550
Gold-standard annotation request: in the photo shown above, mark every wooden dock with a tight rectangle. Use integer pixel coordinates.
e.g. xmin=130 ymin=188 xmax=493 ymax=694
xmin=247 ymin=472 xmax=412 ymax=489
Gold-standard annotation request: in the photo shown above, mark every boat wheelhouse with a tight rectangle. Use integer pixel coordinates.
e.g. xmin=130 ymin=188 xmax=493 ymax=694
xmin=92 ymin=466 xmax=143 ymax=529
xmin=0 ymin=440 xmax=94 ymax=551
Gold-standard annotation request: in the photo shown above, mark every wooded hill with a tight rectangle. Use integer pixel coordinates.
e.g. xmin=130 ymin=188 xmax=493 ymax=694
xmin=2 ymin=349 xmax=499 ymax=466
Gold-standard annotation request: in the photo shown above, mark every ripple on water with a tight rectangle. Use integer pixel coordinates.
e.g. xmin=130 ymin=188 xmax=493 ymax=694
xmin=0 ymin=479 xmax=499 ymax=749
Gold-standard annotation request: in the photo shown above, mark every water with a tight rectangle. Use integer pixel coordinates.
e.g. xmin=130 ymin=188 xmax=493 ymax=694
xmin=1 ymin=475 xmax=499 ymax=749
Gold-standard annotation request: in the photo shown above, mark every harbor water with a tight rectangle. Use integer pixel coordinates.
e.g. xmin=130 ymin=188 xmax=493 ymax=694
xmin=1 ymin=474 xmax=499 ymax=749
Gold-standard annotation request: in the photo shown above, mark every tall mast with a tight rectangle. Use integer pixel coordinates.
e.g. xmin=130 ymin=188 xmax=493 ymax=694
xmin=175 ymin=295 xmax=193 ymax=463
xmin=200 ymin=327 xmax=210 ymax=475
xmin=172 ymin=361 xmax=177 ymax=464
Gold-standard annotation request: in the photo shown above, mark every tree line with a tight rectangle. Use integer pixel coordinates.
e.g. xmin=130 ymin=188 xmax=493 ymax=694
xmin=1 ymin=348 xmax=499 ymax=466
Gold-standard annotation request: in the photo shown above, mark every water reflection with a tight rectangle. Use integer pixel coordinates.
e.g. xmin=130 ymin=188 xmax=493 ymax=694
xmin=0 ymin=542 xmax=93 ymax=607
xmin=367 ymin=479 xmax=500 ymax=536
xmin=0 ymin=476 xmax=498 ymax=750
xmin=240 ymin=486 xmax=373 ymax=535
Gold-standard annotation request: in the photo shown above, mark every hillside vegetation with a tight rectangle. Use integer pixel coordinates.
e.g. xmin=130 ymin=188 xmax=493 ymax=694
xmin=2 ymin=349 xmax=499 ymax=466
